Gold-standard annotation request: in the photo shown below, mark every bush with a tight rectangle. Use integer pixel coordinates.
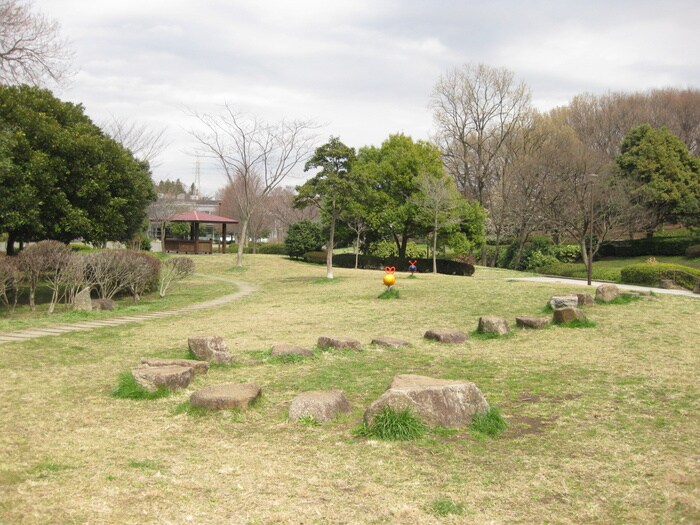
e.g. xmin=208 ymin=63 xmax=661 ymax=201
xmin=550 ymin=244 xmax=582 ymax=263
xmin=302 ymin=251 xmax=327 ymax=264
xmin=285 ymin=220 xmax=324 ymax=259
xmin=0 ymin=256 xmax=20 ymax=309
xmin=84 ymin=250 xmax=161 ymax=301
xmin=620 ymin=263 xmax=700 ymax=290
xmin=159 ymin=257 xmax=195 ymax=297
xmin=686 ymin=244 xmax=700 ymax=259
xmin=523 ymin=250 xmax=558 ymax=270
xmin=255 ymin=243 xmax=287 ymax=255
xmin=331 ymin=253 xmax=475 ymax=276
xmin=599 ymin=236 xmax=700 ymax=257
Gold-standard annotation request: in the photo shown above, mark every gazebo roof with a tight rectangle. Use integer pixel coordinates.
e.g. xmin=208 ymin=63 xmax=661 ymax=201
xmin=167 ymin=211 xmax=239 ymax=224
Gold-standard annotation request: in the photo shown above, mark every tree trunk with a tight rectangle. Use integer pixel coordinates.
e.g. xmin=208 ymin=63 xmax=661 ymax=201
xmin=580 ymin=239 xmax=590 ymax=276
xmin=354 ymin=231 xmax=361 ymax=269
xmin=432 ymin=212 xmax=438 ymax=273
xmin=6 ymin=231 xmax=16 ymax=256
xmin=160 ymin=221 xmax=167 ymax=252
xmin=237 ymin=218 xmax=249 ymax=266
xmin=326 ymin=217 xmax=335 ymax=279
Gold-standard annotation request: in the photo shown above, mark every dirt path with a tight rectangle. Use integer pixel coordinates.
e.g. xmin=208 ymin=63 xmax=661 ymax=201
xmin=510 ymin=276 xmax=698 ymax=298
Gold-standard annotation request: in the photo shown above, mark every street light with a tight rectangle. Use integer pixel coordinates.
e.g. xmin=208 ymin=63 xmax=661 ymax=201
xmin=587 ymin=174 xmax=598 ymax=286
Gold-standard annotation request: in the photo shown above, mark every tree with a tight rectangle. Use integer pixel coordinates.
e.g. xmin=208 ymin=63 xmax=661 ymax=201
xmin=284 ymin=220 xmax=323 ymax=259
xmin=190 ymin=105 xmax=318 ymax=266
xmin=147 ymin=195 xmax=189 ymax=249
xmin=410 ymin=173 xmax=464 ymax=273
xmin=294 ymin=137 xmax=356 ymax=279
xmin=0 ymin=85 xmax=156 ymax=254
xmin=617 ymin=124 xmax=700 ymax=233
xmin=352 ymin=134 xmax=444 ymax=258
xmin=0 ymin=0 xmax=73 ymax=86
xmin=102 ymin=116 xmax=169 ymax=166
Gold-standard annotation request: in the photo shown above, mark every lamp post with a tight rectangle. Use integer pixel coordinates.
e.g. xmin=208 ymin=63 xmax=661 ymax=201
xmin=587 ymin=174 xmax=598 ymax=286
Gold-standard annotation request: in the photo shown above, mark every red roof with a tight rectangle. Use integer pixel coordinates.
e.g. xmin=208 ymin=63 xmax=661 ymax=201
xmin=167 ymin=211 xmax=239 ymax=224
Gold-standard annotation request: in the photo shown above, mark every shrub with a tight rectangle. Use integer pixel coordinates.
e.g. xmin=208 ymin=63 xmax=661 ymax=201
xmin=470 ymin=406 xmax=507 ymax=437
xmin=302 ymin=251 xmax=327 ymax=264
xmin=0 ymin=256 xmax=20 ymax=309
xmin=84 ymin=250 xmax=161 ymax=301
xmin=159 ymin=257 xmax=195 ymax=297
xmin=255 ymin=243 xmax=287 ymax=255
xmin=523 ymin=250 xmax=558 ymax=270
xmin=285 ymin=220 xmax=324 ymax=259
xmin=620 ymin=263 xmax=700 ymax=290
xmin=686 ymin=244 xmax=700 ymax=259
xmin=599 ymin=236 xmax=700 ymax=257
xmin=551 ymin=244 xmax=582 ymax=263
xmin=330 ymin=253 xmax=475 ymax=276
xmin=17 ymin=240 xmax=72 ymax=311
xmin=354 ymin=407 xmax=426 ymax=440
xmin=369 ymin=240 xmax=397 ymax=258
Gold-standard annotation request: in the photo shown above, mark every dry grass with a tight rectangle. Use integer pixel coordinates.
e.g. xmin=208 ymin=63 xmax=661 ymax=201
xmin=1 ymin=254 xmax=698 ymax=524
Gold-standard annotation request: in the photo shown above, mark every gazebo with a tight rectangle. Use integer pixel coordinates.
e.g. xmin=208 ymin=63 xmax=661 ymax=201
xmin=164 ymin=211 xmax=239 ymax=254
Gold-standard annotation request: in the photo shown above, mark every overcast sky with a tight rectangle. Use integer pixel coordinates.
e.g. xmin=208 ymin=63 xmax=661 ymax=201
xmin=38 ymin=0 xmax=700 ymax=196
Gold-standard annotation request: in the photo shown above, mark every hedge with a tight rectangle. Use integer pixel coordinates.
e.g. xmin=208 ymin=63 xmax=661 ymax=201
xmin=303 ymin=252 xmax=475 ymax=276
xmin=226 ymin=243 xmax=287 ymax=255
xmin=599 ymin=236 xmax=700 ymax=257
xmin=686 ymin=244 xmax=700 ymax=259
xmin=620 ymin=263 xmax=700 ymax=290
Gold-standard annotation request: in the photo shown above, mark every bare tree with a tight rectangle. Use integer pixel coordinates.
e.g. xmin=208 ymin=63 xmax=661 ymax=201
xmin=0 ymin=0 xmax=73 ymax=86
xmin=147 ymin=195 xmax=189 ymax=249
xmin=189 ymin=106 xmax=318 ymax=266
xmin=430 ymin=63 xmax=532 ymax=206
xmin=102 ymin=115 xmax=169 ymax=166
xmin=266 ymin=186 xmax=319 ymax=242
xmin=159 ymin=257 xmax=194 ymax=298
xmin=0 ymin=256 xmax=20 ymax=310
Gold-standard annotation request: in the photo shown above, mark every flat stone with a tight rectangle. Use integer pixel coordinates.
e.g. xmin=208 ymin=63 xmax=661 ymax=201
xmin=92 ymin=298 xmax=116 ymax=311
xmin=190 ymin=383 xmax=261 ymax=410
xmin=549 ymin=295 xmax=579 ymax=309
xmin=576 ymin=293 xmax=595 ymax=306
xmin=73 ymin=287 xmax=92 ymax=311
xmin=595 ymin=284 xmax=620 ymax=302
xmin=140 ymin=358 xmax=209 ymax=375
xmin=188 ymin=335 xmax=233 ymax=365
xmin=423 ymin=328 xmax=468 ymax=344
xmin=515 ymin=316 xmax=550 ymax=329
xmin=371 ymin=336 xmax=412 ymax=348
xmin=131 ymin=365 xmax=195 ymax=392
xmin=364 ymin=374 xmax=489 ymax=428
xmin=271 ymin=344 xmax=313 ymax=357
xmin=477 ymin=316 xmax=510 ymax=336
xmin=552 ymin=307 xmax=586 ymax=324
xmin=288 ymin=390 xmax=352 ymax=423
xmin=317 ymin=336 xmax=362 ymax=351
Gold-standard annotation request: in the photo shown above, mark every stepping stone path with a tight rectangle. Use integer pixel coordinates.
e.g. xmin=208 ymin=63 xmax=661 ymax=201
xmin=271 ymin=344 xmax=313 ymax=357
xmin=549 ymin=295 xmax=579 ymax=309
xmin=552 ymin=307 xmax=586 ymax=324
xmin=288 ymin=390 xmax=351 ymax=423
xmin=317 ymin=336 xmax=362 ymax=351
xmin=596 ymin=284 xmax=620 ymax=303
xmin=188 ymin=335 xmax=233 ymax=365
xmin=478 ymin=316 xmax=510 ymax=336
xmin=140 ymin=358 xmax=209 ymax=375
xmin=131 ymin=365 xmax=195 ymax=392
xmin=190 ymin=383 xmax=261 ymax=410
xmin=577 ymin=293 xmax=594 ymax=306
xmin=371 ymin=336 xmax=412 ymax=348
xmin=515 ymin=316 xmax=550 ymax=329
xmin=364 ymin=374 xmax=489 ymax=428
xmin=424 ymin=328 xmax=468 ymax=344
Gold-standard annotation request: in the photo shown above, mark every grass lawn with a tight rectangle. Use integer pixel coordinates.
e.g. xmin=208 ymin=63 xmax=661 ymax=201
xmin=0 ymin=255 xmax=698 ymax=524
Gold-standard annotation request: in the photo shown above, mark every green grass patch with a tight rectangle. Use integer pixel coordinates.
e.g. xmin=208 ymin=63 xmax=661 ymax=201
xmin=470 ymin=406 xmax=507 ymax=438
xmin=557 ymin=318 xmax=597 ymax=329
xmin=470 ymin=329 xmax=515 ymax=340
xmin=354 ymin=407 xmax=426 ymax=440
xmin=30 ymin=462 xmax=72 ymax=478
xmin=128 ymin=459 xmax=163 ymax=471
xmin=428 ymin=497 xmax=465 ymax=517
xmin=596 ymin=294 xmax=642 ymax=305
xmin=297 ymin=415 xmax=320 ymax=426
xmin=111 ymin=371 xmax=171 ymax=400
xmin=378 ymin=288 xmax=400 ymax=299
xmin=172 ymin=401 xmax=211 ymax=417
xmin=312 ymin=277 xmax=344 ymax=284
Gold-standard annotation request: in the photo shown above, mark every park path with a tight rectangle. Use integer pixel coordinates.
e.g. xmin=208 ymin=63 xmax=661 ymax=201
xmin=510 ymin=276 xmax=699 ymax=298
xmin=0 ymin=275 xmax=255 ymax=345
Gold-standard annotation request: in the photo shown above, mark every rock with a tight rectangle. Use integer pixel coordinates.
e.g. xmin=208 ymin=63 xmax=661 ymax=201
xmin=477 ymin=316 xmax=510 ymax=336
xmin=576 ymin=293 xmax=595 ymax=306
xmin=371 ymin=336 xmax=412 ymax=348
xmin=92 ymin=298 xmax=116 ymax=311
xmin=288 ymin=390 xmax=352 ymax=423
xmin=73 ymin=287 xmax=92 ymax=311
xmin=595 ymin=284 xmax=619 ymax=302
xmin=131 ymin=365 xmax=194 ymax=392
xmin=423 ymin=328 xmax=468 ymax=344
xmin=140 ymin=358 xmax=209 ymax=375
xmin=549 ymin=295 xmax=579 ymax=309
xmin=515 ymin=316 xmax=550 ymax=329
xmin=364 ymin=374 xmax=489 ymax=428
xmin=552 ymin=307 xmax=586 ymax=324
xmin=271 ymin=344 xmax=313 ymax=357
xmin=317 ymin=336 xmax=362 ymax=351
xmin=190 ymin=383 xmax=261 ymax=410
xmin=188 ymin=335 xmax=233 ymax=365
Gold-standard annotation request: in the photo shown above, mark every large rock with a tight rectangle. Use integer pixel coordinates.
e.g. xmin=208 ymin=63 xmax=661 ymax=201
xmin=423 ymin=328 xmax=468 ymax=344
xmin=140 ymin=358 xmax=209 ymax=375
xmin=515 ymin=316 xmax=550 ymax=330
xmin=595 ymin=284 xmax=620 ymax=303
xmin=190 ymin=383 xmax=261 ymax=410
xmin=73 ymin=287 xmax=92 ymax=312
xmin=371 ymin=336 xmax=412 ymax=348
xmin=188 ymin=335 xmax=233 ymax=365
xmin=271 ymin=344 xmax=313 ymax=357
xmin=131 ymin=365 xmax=195 ymax=392
xmin=549 ymin=295 xmax=579 ymax=309
xmin=364 ymin=374 xmax=489 ymax=428
xmin=577 ymin=293 xmax=595 ymax=306
xmin=317 ymin=336 xmax=362 ymax=351
xmin=288 ymin=390 xmax=352 ymax=423
xmin=552 ymin=307 xmax=586 ymax=324
xmin=477 ymin=316 xmax=510 ymax=336
xmin=92 ymin=298 xmax=116 ymax=311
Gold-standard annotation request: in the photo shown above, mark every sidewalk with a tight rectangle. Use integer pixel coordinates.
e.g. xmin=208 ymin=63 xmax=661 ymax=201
xmin=509 ymin=276 xmax=699 ymax=298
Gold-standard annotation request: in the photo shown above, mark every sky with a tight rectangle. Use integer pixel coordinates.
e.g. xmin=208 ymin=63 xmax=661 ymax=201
xmin=37 ymin=0 xmax=700 ymax=196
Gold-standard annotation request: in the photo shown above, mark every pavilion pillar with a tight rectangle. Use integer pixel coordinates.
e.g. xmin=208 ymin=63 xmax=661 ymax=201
xmin=222 ymin=224 xmax=227 ymax=254
xmin=194 ymin=222 xmax=200 ymax=254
